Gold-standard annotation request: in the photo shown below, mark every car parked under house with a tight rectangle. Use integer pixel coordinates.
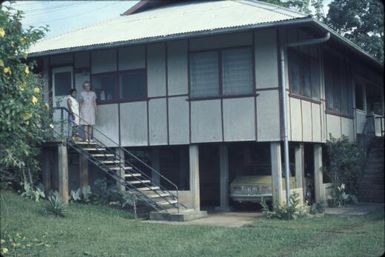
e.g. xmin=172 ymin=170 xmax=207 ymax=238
xmin=30 ymin=0 xmax=384 ymax=218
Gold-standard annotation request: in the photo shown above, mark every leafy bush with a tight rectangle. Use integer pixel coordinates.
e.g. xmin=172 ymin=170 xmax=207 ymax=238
xmin=45 ymin=192 xmax=66 ymax=217
xmin=324 ymin=135 xmax=364 ymax=206
xmin=309 ymin=202 xmax=326 ymax=215
xmin=0 ymin=4 xmax=49 ymax=182
xmin=70 ymin=185 xmax=92 ymax=203
xmin=261 ymin=192 xmax=307 ymax=220
xmin=20 ymin=182 xmax=45 ymax=202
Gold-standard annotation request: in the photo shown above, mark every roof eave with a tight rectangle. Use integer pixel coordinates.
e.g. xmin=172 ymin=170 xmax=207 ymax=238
xmin=29 ymin=17 xmax=383 ymax=70
xmin=29 ymin=17 xmax=314 ymax=58
xmin=310 ymin=19 xmax=383 ymax=69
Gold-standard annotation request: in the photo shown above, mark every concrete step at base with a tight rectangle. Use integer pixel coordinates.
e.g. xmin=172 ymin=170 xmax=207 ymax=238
xmin=150 ymin=209 xmax=208 ymax=222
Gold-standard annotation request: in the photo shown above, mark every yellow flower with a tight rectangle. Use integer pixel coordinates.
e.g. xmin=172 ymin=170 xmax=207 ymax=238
xmin=18 ymin=82 xmax=26 ymax=92
xmin=0 ymin=27 xmax=5 ymax=37
xmin=0 ymin=239 xmax=5 ymax=244
xmin=0 ymin=59 xmax=4 ymax=67
xmin=3 ymin=67 xmax=11 ymax=75
xmin=33 ymin=87 xmax=40 ymax=94
xmin=0 ymin=247 xmax=8 ymax=254
xmin=44 ymin=103 xmax=49 ymax=109
xmin=24 ymin=66 xmax=29 ymax=74
xmin=23 ymin=112 xmax=32 ymax=121
xmin=31 ymin=95 xmax=38 ymax=104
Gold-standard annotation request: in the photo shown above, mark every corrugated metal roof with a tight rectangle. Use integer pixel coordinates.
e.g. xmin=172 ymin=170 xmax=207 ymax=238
xmin=29 ymin=0 xmax=306 ymax=55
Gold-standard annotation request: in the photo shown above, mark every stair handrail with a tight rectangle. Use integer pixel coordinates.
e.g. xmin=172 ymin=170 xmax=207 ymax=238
xmin=50 ymin=107 xmax=182 ymax=211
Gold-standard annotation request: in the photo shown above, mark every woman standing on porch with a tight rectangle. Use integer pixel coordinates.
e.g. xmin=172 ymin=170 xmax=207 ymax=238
xmin=79 ymin=81 xmax=97 ymax=142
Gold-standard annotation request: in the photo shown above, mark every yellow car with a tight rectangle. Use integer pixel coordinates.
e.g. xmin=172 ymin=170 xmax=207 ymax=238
xmin=230 ymin=175 xmax=295 ymax=203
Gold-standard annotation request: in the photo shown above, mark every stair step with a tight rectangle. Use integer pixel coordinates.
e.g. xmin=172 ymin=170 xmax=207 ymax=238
xmin=100 ymin=160 xmax=121 ymax=164
xmin=91 ymin=154 xmax=115 ymax=158
xmin=74 ymin=141 xmax=98 ymax=145
xmin=109 ymin=166 xmax=132 ymax=171
xmin=146 ymin=192 xmax=171 ymax=198
xmin=157 ymin=200 xmax=178 ymax=206
xmin=83 ymin=148 xmax=106 ymax=151
xmin=137 ymin=186 xmax=160 ymax=191
xmin=123 ymin=173 xmax=141 ymax=178
xmin=128 ymin=180 xmax=151 ymax=185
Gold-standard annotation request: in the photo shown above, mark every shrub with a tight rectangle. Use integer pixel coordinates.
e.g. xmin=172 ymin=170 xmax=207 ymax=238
xmin=45 ymin=192 xmax=66 ymax=217
xmin=70 ymin=185 xmax=92 ymax=203
xmin=324 ymin=135 xmax=364 ymax=206
xmin=20 ymin=182 xmax=45 ymax=202
xmin=261 ymin=192 xmax=307 ymax=220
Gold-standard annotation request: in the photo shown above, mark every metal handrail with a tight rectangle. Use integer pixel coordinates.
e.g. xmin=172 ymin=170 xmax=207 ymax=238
xmin=51 ymin=107 xmax=182 ymax=212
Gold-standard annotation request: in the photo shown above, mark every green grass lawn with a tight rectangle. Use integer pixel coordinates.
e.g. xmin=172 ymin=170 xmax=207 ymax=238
xmin=1 ymin=190 xmax=384 ymax=257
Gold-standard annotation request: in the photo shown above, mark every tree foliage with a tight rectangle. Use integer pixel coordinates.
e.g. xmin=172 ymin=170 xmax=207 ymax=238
xmin=325 ymin=0 xmax=384 ymax=63
xmin=260 ymin=0 xmax=324 ymax=19
xmin=0 ymin=4 xmax=48 ymax=180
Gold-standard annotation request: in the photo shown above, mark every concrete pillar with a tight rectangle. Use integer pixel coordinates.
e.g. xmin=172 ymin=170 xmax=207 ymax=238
xmin=42 ymin=148 xmax=51 ymax=191
xmin=116 ymin=148 xmax=125 ymax=191
xmin=58 ymin=143 xmax=69 ymax=204
xmin=294 ymin=144 xmax=304 ymax=202
xmin=314 ymin=144 xmax=325 ymax=202
xmin=219 ymin=144 xmax=230 ymax=211
xmin=189 ymin=145 xmax=200 ymax=211
xmin=151 ymin=148 xmax=161 ymax=186
xmin=79 ymin=154 xmax=88 ymax=188
xmin=271 ymin=142 xmax=283 ymax=206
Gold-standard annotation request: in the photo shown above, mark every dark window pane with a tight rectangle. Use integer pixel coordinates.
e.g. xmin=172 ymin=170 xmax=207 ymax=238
xmin=311 ymin=60 xmax=320 ymax=98
xmin=92 ymin=73 xmax=116 ymax=101
xmin=288 ymin=49 xmax=319 ymax=99
xmin=355 ymin=83 xmax=364 ymax=110
xmin=190 ymin=51 xmax=219 ymax=97
xmin=119 ymin=70 xmax=146 ymax=100
xmin=54 ymin=72 xmax=72 ymax=96
xmin=222 ymin=48 xmax=253 ymax=96
xmin=288 ymin=50 xmax=301 ymax=95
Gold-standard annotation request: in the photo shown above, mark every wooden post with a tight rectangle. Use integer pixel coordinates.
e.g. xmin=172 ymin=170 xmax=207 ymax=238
xmin=79 ymin=154 xmax=89 ymax=188
xmin=189 ymin=145 xmax=200 ymax=211
xmin=314 ymin=144 xmax=325 ymax=202
xmin=42 ymin=148 xmax=51 ymax=191
xmin=58 ymin=143 xmax=69 ymax=204
xmin=116 ymin=148 xmax=125 ymax=192
xmin=151 ymin=148 xmax=161 ymax=186
xmin=295 ymin=144 xmax=304 ymax=203
xmin=271 ymin=142 xmax=283 ymax=206
xmin=219 ymin=144 xmax=230 ymax=210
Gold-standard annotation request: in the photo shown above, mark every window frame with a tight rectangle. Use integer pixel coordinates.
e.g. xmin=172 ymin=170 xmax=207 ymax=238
xmin=188 ymin=46 xmax=256 ymax=100
xmin=287 ymin=48 xmax=321 ymax=101
xmin=91 ymin=68 xmax=147 ymax=105
xmin=324 ymin=51 xmax=354 ymax=118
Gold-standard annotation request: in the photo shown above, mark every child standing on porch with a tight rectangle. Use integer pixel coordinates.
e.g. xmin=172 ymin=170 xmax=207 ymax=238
xmin=79 ymin=81 xmax=97 ymax=142
xmin=67 ymin=89 xmax=81 ymax=141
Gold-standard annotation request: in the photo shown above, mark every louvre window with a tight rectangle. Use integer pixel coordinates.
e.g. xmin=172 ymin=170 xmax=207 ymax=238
xmin=288 ymin=49 xmax=320 ymax=99
xmin=190 ymin=47 xmax=254 ymax=98
xmin=92 ymin=69 xmax=147 ymax=103
xmin=324 ymin=53 xmax=353 ymax=116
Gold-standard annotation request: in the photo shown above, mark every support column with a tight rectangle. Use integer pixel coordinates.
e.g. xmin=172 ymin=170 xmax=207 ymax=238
xmin=42 ymin=148 xmax=51 ymax=191
xmin=79 ymin=154 xmax=89 ymax=188
xmin=294 ymin=144 xmax=304 ymax=203
xmin=189 ymin=145 xmax=200 ymax=211
xmin=314 ymin=144 xmax=325 ymax=202
xmin=151 ymin=148 xmax=160 ymax=186
xmin=116 ymin=148 xmax=125 ymax=192
xmin=271 ymin=142 xmax=283 ymax=206
xmin=219 ymin=144 xmax=230 ymax=211
xmin=58 ymin=143 xmax=69 ymax=204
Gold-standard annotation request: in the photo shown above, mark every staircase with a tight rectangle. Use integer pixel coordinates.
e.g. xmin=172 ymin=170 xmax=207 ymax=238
xmin=51 ymin=107 xmax=185 ymax=214
xmin=358 ymin=137 xmax=384 ymax=203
